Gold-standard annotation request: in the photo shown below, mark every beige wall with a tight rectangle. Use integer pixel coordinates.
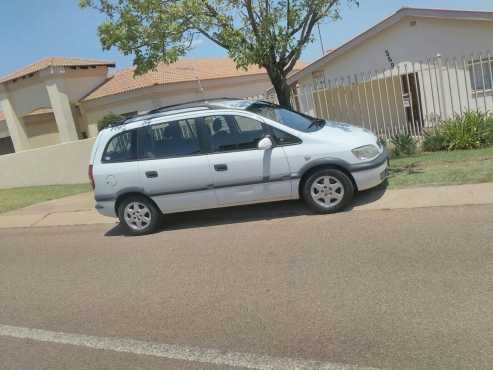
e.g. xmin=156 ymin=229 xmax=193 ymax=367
xmin=62 ymin=67 xmax=111 ymax=102
xmin=2 ymin=67 xmax=109 ymax=117
xmin=0 ymin=66 xmax=110 ymax=151
xmin=0 ymin=138 xmax=95 ymax=188
xmin=23 ymin=114 xmax=60 ymax=148
xmin=3 ymin=76 xmax=52 ymax=117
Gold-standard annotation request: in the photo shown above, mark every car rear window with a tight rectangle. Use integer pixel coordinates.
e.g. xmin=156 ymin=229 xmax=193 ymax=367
xmin=102 ymin=130 xmax=138 ymax=163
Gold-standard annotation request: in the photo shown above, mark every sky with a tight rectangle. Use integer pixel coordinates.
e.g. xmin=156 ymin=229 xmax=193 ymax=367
xmin=1 ymin=0 xmax=493 ymax=77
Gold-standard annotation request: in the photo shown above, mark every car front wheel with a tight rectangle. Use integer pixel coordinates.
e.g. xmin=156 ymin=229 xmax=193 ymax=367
xmin=302 ymin=168 xmax=354 ymax=213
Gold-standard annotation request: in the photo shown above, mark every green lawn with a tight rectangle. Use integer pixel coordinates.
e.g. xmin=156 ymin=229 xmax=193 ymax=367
xmin=0 ymin=148 xmax=492 ymax=213
xmin=388 ymin=147 xmax=493 ymax=189
xmin=0 ymin=183 xmax=91 ymax=214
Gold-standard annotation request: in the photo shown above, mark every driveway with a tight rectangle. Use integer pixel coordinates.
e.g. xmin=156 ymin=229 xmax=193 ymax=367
xmin=1 ymin=203 xmax=493 ymax=369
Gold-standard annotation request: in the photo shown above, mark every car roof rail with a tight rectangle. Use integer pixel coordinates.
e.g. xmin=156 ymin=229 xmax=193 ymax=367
xmin=147 ymin=97 xmax=242 ymax=114
xmin=107 ymin=97 xmax=256 ymax=128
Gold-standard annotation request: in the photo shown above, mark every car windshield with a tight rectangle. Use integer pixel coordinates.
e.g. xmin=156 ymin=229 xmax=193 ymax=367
xmin=247 ymin=102 xmax=325 ymax=132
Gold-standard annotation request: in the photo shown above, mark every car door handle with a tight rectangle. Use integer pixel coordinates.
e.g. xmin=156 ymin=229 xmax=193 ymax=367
xmin=145 ymin=171 xmax=158 ymax=178
xmin=214 ymin=164 xmax=228 ymax=172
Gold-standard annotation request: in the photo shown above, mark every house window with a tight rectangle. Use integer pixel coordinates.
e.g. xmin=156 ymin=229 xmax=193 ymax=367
xmin=469 ymin=59 xmax=493 ymax=91
xmin=312 ymin=71 xmax=327 ymax=90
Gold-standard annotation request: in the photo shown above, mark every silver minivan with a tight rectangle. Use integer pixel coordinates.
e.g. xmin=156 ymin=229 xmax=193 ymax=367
xmin=89 ymin=99 xmax=388 ymax=235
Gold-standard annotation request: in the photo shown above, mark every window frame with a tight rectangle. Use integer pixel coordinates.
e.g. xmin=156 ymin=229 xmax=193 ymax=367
xmin=101 ymin=128 xmax=139 ymax=164
xmin=265 ymin=125 xmax=303 ymax=147
xmin=138 ymin=118 xmax=206 ymax=161
xmin=246 ymin=102 xmax=323 ymax=133
xmin=201 ymin=114 xmax=272 ymax=154
xmin=469 ymin=59 xmax=493 ymax=92
xmin=100 ymin=110 xmax=304 ymax=164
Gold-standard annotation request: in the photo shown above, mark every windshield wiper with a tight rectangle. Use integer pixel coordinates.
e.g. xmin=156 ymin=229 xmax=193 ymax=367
xmin=307 ymin=118 xmax=326 ymax=130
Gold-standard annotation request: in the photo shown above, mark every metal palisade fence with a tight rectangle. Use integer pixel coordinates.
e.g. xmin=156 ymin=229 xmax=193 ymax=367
xmin=287 ymin=51 xmax=493 ymax=139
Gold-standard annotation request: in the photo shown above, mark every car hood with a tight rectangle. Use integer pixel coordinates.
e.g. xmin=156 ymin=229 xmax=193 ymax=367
xmin=314 ymin=121 xmax=379 ymax=148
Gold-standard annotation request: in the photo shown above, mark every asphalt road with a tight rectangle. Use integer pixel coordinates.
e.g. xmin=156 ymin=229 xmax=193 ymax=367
xmin=1 ymin=202 xmax=493 ymax=370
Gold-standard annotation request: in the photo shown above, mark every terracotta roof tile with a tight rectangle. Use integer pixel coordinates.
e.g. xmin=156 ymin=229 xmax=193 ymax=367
xmin=83 ymin=58 xmax=305 ymax=101
xmin=0 ymin=56 xmax=115 ymax=84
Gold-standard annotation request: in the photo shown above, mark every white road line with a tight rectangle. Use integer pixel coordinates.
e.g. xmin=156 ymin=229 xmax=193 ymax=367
xmin=0 ymin=324 xmax=381 ymax=370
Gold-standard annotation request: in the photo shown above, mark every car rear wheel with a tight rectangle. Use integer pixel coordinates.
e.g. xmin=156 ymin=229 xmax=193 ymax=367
xmin=117 ymin=195 xmax=161 ymax=235
xmin=303 ymin=168 xmax=354 ymax=213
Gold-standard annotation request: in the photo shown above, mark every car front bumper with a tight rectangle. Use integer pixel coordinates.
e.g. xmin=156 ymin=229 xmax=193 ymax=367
xmin=351 ymin=159 xmax=388 ymax=191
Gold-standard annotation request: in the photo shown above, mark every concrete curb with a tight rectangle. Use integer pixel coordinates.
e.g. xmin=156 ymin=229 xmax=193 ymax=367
xmin=1 ymin=182 xmax=493 ymax=229
xmin=352 ymin=182 xmax=493 ymax=211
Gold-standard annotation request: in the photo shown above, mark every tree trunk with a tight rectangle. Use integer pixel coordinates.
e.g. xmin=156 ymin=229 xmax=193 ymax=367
xmin=266 ymin=67 xmax=292 ymax=109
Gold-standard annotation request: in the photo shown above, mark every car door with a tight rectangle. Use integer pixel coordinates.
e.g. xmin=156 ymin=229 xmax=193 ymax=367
xmin=138 ymin=117 xmax=216 ymax=213
xmin=204 ymin=113 xmax=292 ymax=206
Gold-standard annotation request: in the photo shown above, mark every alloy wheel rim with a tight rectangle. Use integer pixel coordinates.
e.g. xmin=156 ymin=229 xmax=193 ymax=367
xmin=123 ymin=202 xmax=152 ymax=231
xmin=310 ymin=175 xmax=345 ymax=209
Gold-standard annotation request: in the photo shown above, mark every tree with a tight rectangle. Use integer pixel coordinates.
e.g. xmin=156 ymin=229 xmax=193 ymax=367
xmin=80 ymin=0 xmax=357 ymax=108
xmin=97 ymin=112 xmax=124 ymax=131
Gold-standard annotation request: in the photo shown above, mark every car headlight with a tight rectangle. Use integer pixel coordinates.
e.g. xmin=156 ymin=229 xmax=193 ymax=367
xmin=352 ymin=145 xmax=379 ymax=160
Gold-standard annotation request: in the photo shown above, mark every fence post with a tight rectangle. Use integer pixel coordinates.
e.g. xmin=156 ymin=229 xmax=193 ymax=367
xmin=436 ymin=54 xmax=450 ymax=119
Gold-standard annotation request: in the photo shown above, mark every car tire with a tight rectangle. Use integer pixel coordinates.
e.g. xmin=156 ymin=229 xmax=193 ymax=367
xmin=302 ymin=168 xmax=354 ymax=213
xmin=117 ymin=195 xmax=161 ymax=236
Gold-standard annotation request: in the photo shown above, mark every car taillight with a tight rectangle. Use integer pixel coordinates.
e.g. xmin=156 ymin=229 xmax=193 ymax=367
xmin=88 ymin=164 xmax=95 ymax=190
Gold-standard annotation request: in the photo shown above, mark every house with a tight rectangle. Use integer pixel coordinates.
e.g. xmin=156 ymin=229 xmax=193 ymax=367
xmin=286 ymin=8 xmax=493 ymax=137
xmin=0 ymin=57 xmax=303 ymax=155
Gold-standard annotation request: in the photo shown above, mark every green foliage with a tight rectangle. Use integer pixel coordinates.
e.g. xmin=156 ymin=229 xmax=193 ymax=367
xmin=423 ymin=112 xmax=493 ymax=151
xmin=377 ymin=136 xmax=387 ymax=149
xmin=97 ymin=112 xmax=124 ymax=132
xmin=79 ymin=0 xmax=357 ymax=106
xmin=422 ymin=128 xmax=448 ymax=152
xmin=390 ymin=133 xmax=417 ymax=157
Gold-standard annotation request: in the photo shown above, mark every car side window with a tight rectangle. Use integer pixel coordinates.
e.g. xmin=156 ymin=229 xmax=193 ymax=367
xmin=102 ymin=130 xmax=137 ymax=163
xmin=205 ymin=115 xmax=267 ymax=152
xmin=141 ymin=119 xmax=201 ymax=159
xmin=271 ymin=127 xmax=302 ymax=146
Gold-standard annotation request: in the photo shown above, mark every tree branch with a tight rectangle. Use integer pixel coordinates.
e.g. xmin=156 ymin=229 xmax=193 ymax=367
xmin=196 ymin=28 xmax=229 ymax=49
xmin=244 ymin=0 xmax=261 ymax=41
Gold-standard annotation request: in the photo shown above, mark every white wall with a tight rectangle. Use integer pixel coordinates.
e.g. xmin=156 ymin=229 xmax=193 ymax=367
xmin=296 ymin=16 xmax=493 ymax=134
xmin=0 ymin=138 xmax=94 ymax=188
xmin=300 ymin=16 xmax=493 ymax=85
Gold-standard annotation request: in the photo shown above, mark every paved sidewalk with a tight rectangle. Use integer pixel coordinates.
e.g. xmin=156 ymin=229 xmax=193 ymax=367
xmin=1 ymin=182 xmax=493 ymax=229
xmin=0 ymin=192 xmax=114 ymax=229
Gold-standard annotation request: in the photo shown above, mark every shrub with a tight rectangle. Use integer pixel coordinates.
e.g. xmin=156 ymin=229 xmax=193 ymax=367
xmin=441 ymin=112 xmax=493 ymax=150
xmin=377 ymin=136 xmax=387 ymax=149
xmin=97 ymin=113 xmax=125 ymax=132
xmin=422 ymin=128 xmax=448 ymax=152
xmin=421 ymin=112 xmax=493 ymax=152
xmin=390 ymin=133 xmax=417 ymax=157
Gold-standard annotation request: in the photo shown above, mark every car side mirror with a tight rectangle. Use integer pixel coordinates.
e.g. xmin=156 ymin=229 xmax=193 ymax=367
xmin=258 ymin=136 xmax=273 ymax=150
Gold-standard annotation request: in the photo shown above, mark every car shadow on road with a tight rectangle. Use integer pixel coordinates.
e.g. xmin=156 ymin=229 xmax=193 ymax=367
xmin=105 ymin=181 xmax=388 ymax=236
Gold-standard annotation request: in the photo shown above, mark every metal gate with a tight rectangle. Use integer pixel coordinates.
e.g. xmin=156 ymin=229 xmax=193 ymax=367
xmin=288 ymin=51 xmax=493 ymax=138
